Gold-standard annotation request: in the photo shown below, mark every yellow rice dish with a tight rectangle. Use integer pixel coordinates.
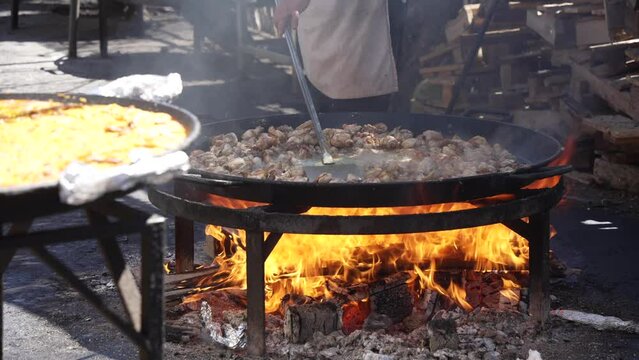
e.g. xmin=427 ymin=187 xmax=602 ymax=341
xmin=0 ymin=99 xmax=188 ymax=187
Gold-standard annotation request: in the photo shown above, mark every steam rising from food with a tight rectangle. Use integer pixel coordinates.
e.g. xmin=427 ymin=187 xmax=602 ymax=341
xmin=190 ymin=120 xmax=520 ymax=182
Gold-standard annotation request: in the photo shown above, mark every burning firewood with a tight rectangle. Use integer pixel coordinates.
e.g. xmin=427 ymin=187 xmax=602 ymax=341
xmin=368 ymin=272 xmax=413 ymax=323
xmin=325 ymin=278 xmax=369 ymax=303
xmin=465 ymin=272 xmax=521 ymax=311
xmin=284 ymin=302 xmax=341 ymax=344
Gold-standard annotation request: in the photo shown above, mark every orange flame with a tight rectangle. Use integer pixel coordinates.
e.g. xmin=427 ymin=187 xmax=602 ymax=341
xmin=499 ymin=278 xmax=521 ymax=304
xmin=526 ymin=136 xmax=575 ymax=190
xmin=199 ymin=198 xmax=531 ymax=313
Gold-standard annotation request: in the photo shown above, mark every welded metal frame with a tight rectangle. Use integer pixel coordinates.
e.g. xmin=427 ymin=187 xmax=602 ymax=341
xmin=0 ymin=200 xmax=166 ymax=360
xmin=149 ymin=179 xmax=563 ymax=357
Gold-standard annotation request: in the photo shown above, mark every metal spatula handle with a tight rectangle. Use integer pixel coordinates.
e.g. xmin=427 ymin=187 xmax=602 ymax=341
xmin=275 ymin=1 xmax=334 ymax=165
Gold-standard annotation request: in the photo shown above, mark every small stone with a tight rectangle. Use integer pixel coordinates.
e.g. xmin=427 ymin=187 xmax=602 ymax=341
xmin=428 ymin=313 xmax=460 ymax=352
xmin=482 ymin=338 xmax=496 ymax=352
xmin=340 ymin=329 xmax=363 ymax=347
xmin=457 ymin=324 xmax=479 ymax=336
xmin=311 ymin=331 xmax=339 ymax=349
xmin=434 ymin=349 xmax=462 ymax=359
xmin=363 ymin=313 xmax=393 ymax=331
xmin=403 ymin=311 xmax=428 ymax=331
xmin=494 ymin=331 xmax=508 ymax=345
xmin=518 ymin=301 xmax=528 ymax=314
xmin=319 ymin=347 xmax=339 ymax=359
xmin=363 ymin=351 xmax=395 ymax=360
xmin=483 ymin=351 xmax=501 ymax=360
xmin=468 ymin=351 xmax=482 ymax=360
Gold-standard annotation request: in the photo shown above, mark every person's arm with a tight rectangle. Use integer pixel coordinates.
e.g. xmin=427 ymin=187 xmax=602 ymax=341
xmin=273 ymin=0 xmax=310 ymax=36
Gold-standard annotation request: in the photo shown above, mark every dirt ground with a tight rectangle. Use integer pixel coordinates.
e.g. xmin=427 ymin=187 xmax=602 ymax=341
xmin=1 ymin=3 xmax=639 ymax=359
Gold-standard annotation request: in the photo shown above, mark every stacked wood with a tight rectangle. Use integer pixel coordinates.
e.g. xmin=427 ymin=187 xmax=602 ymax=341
xmin=414 ymin=1 xmax=536 ymax=111
xmin=580 ymin=114 xmax=639 ymax=192
xmin=525 ymin=1 xmax=610 ymax=48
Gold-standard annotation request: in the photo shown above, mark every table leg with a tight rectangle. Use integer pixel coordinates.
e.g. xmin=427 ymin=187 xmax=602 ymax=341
xmin=98 ymin=0 xmax=108 ymax=58
xmin=10 ymin=0 xmax=19 ymax=30
xmin=0 ymin=224 xmax=18 ymax=360
xmin=140 ymin=215 xmax=166 ymax=360
xmin=68 ymin=0 xmax=80 ymax=58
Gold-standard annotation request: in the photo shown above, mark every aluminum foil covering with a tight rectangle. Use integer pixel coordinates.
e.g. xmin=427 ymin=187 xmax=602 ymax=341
xmin=90 ymin=73 xmax=183 ymax=103
xmin=200 ymin=301 xmax=247 ymax=349
xmin=551 ymin=309 xmax=639 ymax=334
xmin=59 ymin=151 xmax=190 ymax=205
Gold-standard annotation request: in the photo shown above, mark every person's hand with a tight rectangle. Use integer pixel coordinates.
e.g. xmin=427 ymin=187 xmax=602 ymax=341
xmin=274 ymin=0 xmax=310 ymax=36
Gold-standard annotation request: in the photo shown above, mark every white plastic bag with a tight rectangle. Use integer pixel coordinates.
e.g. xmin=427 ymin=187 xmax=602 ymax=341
xmin=92 ymin=73 xmax=183 ymax=103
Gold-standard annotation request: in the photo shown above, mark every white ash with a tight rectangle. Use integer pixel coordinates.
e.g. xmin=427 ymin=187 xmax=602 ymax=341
xmin=259 ymin=308 xmax=539 ymax=360
xmin=190 ymin=121 xmax=520 ymax=183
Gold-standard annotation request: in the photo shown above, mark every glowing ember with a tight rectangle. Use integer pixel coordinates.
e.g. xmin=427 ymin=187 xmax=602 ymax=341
xmin=197 ymin=196 xmax=531 ymax=313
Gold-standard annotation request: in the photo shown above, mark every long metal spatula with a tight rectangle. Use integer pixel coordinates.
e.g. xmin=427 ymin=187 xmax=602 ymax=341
xmin=276 ymin=2 xmax=363 ymax=180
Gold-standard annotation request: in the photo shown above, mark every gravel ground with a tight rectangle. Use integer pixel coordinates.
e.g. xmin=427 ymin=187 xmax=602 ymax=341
xmin=1 ymin=3 xmax=639 ymax=359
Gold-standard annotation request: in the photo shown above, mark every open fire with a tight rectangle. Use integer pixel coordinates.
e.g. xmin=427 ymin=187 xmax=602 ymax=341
xmin=184 ymin=196 xmax=529 ymax=316
xmin=157 ymin=135 xmax=572 ymax=356
xmin=168 ymin=138 xmax=572 ymax=341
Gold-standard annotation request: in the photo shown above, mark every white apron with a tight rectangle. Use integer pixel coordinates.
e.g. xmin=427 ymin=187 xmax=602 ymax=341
xmin=297 ymin=0 xmax=399 ymax=100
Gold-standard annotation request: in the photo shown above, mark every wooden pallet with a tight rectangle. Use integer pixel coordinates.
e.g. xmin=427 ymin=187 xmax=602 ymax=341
xmin=555 ymin=49 xmax=639 ymax=122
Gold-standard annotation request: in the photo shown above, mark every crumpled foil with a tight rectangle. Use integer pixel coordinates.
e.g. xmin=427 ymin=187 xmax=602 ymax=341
xmin=91 ymin=73 xmax=183 ymax=103
xmin=551 ymin=309 xmax=639 ymax=334
xmin=59 ymin=151 xmax=190 ymax=206
xmin=200 ymin=301 xmax=247 ymax=349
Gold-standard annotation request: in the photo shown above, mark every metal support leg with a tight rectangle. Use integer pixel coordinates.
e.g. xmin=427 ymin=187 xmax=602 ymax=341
xmin=0 ymin=271 xmax=3 ymax=360
xmin=529 ymin=212 xmax=551 ymax=326
xmin=174 ymin=182 xmax=194 ymax=273
xmin=68 ymin=0 xmax=80 ymax=58
xmin=86 ymin=210 xmax=142 ymax=332
xmin=0 ymin=245 xmax=16 ymax=360
xmin=1 ymin=221 xmax=31 ymax=355
xmin=31 ymin=245 xmax=145 ymax=345
xmin=140 ymin=215 xmax=166 ymax=360
xmin=246 ymin=231 xmax=265 ymax=356
xmin=10 ymin=0 xmax=19 ymax=30
xmin=1 ymin=222 xmax=31 ymax=360
xmin=174 ymin=217 xmax=194 ymax=273
xmin=98 ymin=0 xmax=108 ymax=58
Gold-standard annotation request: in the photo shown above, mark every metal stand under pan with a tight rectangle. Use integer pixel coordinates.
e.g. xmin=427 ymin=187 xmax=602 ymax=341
xmin=149 ymin=178 xmax=565 ymax=357
xmin=0 ymin=191 xmax=166 ymax=360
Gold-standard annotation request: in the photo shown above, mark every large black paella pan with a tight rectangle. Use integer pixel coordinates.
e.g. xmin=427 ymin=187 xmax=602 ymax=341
xmin=181 ymin=112 xmax=569 ymax=208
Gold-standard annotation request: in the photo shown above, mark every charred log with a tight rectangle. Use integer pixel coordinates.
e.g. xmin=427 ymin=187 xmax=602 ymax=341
xmin=284 ymin=302 xmax=341 ymax=344
xmin=368 ymin=272 xmax=413 ymax=323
